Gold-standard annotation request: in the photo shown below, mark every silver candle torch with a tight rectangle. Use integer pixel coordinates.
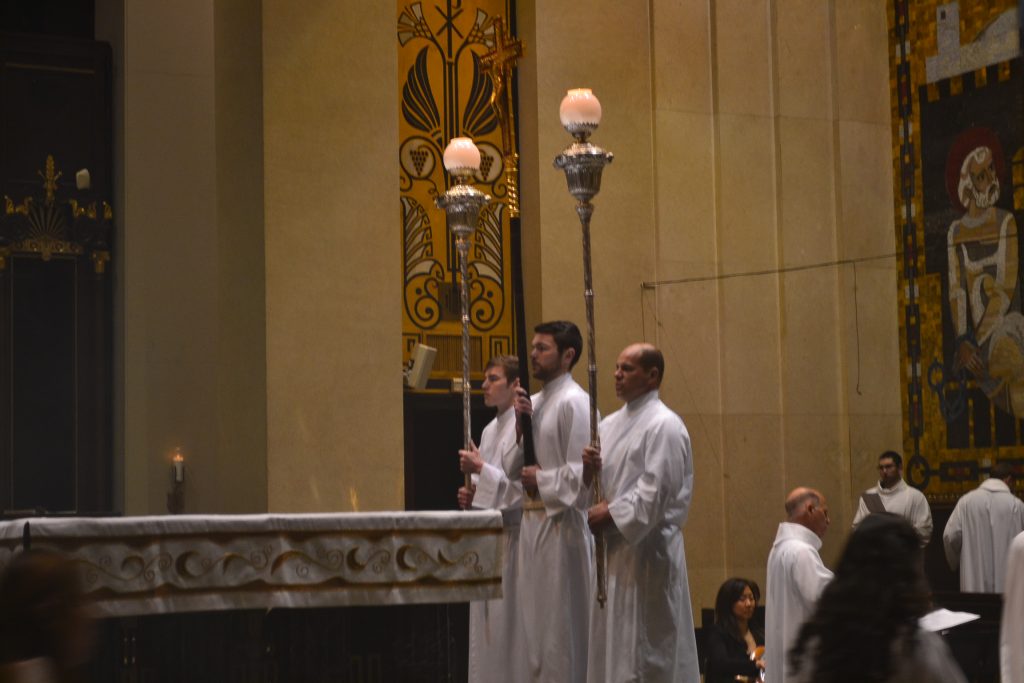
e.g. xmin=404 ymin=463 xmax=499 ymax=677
xmin=437 ymin=137 xmax=491 ymax=491
xmin=554 ymin=88 xmax=613 ymax=608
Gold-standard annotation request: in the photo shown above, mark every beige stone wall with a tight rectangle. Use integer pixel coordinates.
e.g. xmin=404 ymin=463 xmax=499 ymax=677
xmin=99 ymin=0 xmax=268 ymax=514
xmin=98 ymin=0 xmax=260 ymax=514
xmin=103 ymin=0 xmax=900 ymax=613
xmin=520 ymin=0 xmax=900 ymax=614
xmin=262 ymin=1 xmax=403 ymax=511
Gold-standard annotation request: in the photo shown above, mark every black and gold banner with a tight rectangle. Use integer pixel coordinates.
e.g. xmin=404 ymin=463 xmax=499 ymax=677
xmin=397 ymin=1 xmax=518 ymax=380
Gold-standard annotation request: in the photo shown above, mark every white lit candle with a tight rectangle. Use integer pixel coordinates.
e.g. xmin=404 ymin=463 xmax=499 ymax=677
xmin=559 ymin=88 xmax=602 ymax=128
xmin=172 ymin=448 xmax=185 ymax=483
xmin=442 ymin=137 xmax=481 ymax=173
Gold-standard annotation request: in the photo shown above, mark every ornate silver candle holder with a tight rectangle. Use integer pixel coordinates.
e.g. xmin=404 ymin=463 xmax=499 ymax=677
xmin=554 ymin=89 xmax=613 ymax=607
xmin=436 ymin=138 xmax=491 ymax=491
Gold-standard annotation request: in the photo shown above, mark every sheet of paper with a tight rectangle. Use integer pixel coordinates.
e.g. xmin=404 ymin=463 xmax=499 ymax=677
xmin=919 ymin=608 xmax=981 ymax=632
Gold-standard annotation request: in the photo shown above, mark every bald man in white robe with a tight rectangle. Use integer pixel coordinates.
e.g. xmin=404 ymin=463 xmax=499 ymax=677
xmin=584 ymin=344 xmax=699 ymax=683
xmin=765 ymin=487 xmax=834 ymax=683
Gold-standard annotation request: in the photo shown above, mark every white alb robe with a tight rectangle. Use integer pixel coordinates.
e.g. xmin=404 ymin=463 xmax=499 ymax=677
xmin=518 ymin=372 xmax=594 ymax=683
xmin=942 ymin=478 xmax=1024 ymax=592
xmin=1001 ymin=531 xmax=1024 ymax=683
xmin=765 ymin=522 xmax=833 ymax=683
xmin=468 ymin=405 xmax=525 ymax=683
xmin=586 ymin=390 xmax=699 ymax=683
xmin=851 ymin=478 xmax=933 ymax=546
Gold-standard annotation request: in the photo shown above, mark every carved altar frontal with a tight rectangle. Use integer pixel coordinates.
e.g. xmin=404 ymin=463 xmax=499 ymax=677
xmin=0 ymin=511 xmax=503 ymax=617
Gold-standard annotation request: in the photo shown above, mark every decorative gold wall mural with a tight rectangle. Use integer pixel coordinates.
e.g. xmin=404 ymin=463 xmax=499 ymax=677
xmin=890 ymin=0 xmax=1024 ymax=500
xmin=397 ymin=1 xmax=518 ymax=380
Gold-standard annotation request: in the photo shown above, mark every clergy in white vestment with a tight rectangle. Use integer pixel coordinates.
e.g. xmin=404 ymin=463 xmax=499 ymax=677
xmin=1002 ymin=531 xmax=1024 ymax=683
xmin=942 ymin=462 xmax=1024 ymax=592
xmin=583 ymin=343 xmax=700 ymax=683
xmin=515 ymin=321 xmax=594 ymax=683
xmin=851 ymin=450 xmax=932 ymax=546
xmin=765 ymin=487 xmax=834 ymax=683
xmin=458 ymin=355 xmax=526 ymax=683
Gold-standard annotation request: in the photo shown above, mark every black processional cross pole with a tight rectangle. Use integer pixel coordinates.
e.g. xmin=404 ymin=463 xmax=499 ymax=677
xmin=481 ymin=17 xmax=536 ymax=467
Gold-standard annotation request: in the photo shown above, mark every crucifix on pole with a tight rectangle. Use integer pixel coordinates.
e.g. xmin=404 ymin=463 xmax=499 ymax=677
xmin=481 ymin=16 xmax=524 ymax=218
xmin=481 ymin=16 xmax=536 ymax=469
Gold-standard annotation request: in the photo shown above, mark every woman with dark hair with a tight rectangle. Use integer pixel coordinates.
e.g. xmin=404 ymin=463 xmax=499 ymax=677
xmin=788 ymin=514 xmax=966 ymax=683
xmin=704 ymin=577 xmax=765 ymax=683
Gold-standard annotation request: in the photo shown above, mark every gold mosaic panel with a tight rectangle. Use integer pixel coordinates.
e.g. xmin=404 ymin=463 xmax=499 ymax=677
xmin=889 ymin=0 xmax=1024 ymax=500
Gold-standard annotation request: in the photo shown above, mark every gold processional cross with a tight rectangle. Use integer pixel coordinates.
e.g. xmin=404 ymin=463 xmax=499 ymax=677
xmin=481 ymin=16 xmax=524 ymax=217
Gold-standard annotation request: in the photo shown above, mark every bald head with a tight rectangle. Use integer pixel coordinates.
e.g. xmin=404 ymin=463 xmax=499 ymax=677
xmin=785 ymin=487 xmax=830 ymax=539
xmin=628 ymin=343 xmax=664 ymax=387
xmin=614 ymin=343 xmax=664 ymax=403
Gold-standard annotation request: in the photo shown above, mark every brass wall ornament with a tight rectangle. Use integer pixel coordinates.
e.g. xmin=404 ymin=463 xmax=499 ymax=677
xmin=0 ymin=154 xmax=112 ymax=272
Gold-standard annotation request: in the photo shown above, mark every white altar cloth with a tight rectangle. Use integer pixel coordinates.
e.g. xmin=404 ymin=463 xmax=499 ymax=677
xmin=0 ymin=511 xmax=503 ymax=617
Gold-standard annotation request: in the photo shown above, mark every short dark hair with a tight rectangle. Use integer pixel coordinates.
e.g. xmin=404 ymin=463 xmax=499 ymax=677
xmin=534 ymin=321 xmax=583 ymax=370
xmin=635 ymin=345 xmax=665 ymax=386
xmin=879 ymin=451 xmax=902 ymax=468
xmin=485 ymin=355 xmax=519 ymax=382
xmin=991 ymin=461 xmax=1014 ymax=482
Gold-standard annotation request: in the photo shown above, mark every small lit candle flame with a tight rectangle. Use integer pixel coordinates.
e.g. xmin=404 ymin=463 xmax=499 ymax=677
xmin=172 ymin=448 xmax=185 ymax=483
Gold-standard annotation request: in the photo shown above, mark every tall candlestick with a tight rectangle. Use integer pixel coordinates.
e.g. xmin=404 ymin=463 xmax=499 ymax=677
xmin=554 ymin=88 xmax=613 ymax=608
xmin=437 ymin=138 xmax=491 ymax=492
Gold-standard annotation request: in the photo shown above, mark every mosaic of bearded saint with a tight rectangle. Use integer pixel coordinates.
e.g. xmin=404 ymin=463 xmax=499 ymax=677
xmin=946 ymin=131 xmax=1024 ymax=416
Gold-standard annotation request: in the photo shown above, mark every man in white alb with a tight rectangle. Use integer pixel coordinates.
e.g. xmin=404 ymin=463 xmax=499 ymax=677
xmin=457 ymin=355 xmax=525 ymax=683
xmin=943 ymin=461 xmax=1024 ymax=592
xmin=851 ymin=451 xmax=933 ymax=547
xmin=765 ymin=487 xmax=834 ymax=683
xmin=583 ymin=343 xmax=699 ymax=683
xmin=514 ymin=320 xmax=593 ymax=683
xmin=1001 ymin=530 xmax=1024 ymax=683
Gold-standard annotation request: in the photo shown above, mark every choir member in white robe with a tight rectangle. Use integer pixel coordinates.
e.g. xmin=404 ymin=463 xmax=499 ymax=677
xmin=851 ymin=451 xmax=933 ymax=546
xmin=515 ymin=321 xmax=594 ymax=683
xmin=942 ymin=462 xmax=1024 ymax=592
xmin=458 ymin=355 xmax=525 ymax=683
xmin=584 ymin=343 xmax=699 ymax=683
xmin=765 ymin=487 xmax=833 ymax=683
xmin=1002 ymin=531 xmax=1024 ymax=683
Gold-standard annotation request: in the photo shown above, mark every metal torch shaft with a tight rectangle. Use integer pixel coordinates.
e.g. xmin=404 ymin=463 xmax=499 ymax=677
xmin=578 ymin=200 xmax=607 ymax=609
xmin=457 ymin=236 xmax=473 ymax=490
